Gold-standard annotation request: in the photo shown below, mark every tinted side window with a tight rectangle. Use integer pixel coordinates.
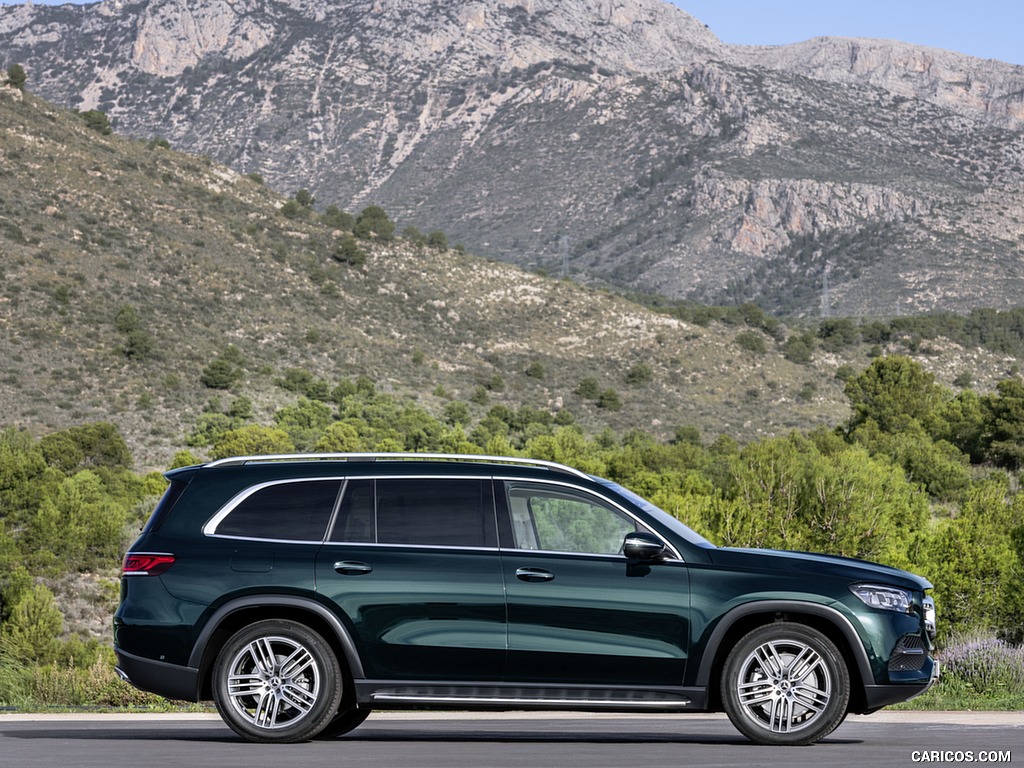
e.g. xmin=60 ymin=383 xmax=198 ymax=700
xmin=215 ymin=480 xmax=341 ymax=541
xmin=506 ymin=483 xmax=638 ymax=554
xmin=328 ymin=478 xmax=497 ymax=547
xmin=331 ymin=478 xmax=375 ymax=543
xmin=142 ymin=479 xmax=189 ymax=534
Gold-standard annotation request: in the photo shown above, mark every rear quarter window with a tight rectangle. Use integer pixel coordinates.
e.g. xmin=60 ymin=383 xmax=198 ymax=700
xmin=141 ymin=479 xmax=190 ymax=534
xmin=211 ymin=479 xmax=341 ymax=542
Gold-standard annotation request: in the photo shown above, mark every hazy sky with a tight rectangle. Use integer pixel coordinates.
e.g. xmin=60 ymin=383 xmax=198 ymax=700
xmin=671 ymin=1 xmax=1023 ymax=66
xmin=2 ymin=0 xmax=1021 ymax=67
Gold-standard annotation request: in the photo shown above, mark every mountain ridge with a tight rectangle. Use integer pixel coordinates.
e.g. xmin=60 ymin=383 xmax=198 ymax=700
xmin=4 ymin=76 xmax=1019 ymax=469
xmin=1 ymin=0 xmax=1023 ymax=315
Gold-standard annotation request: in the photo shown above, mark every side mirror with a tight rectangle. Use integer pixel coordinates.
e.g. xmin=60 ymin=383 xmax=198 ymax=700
xmin=623 ymin=532 xmax=667 ymax=561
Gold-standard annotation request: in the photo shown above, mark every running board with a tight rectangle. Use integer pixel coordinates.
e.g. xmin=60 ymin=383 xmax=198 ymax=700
xmin=356 ymin=682 xmax=705 ymax=711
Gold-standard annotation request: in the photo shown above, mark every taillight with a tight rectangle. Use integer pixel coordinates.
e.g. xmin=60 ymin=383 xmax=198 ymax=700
xmin=122 ymin=553 xmax=175 ymax=576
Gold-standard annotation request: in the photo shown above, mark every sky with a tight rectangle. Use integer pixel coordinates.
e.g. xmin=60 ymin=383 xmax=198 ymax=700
xmin=670 ymin=1 xmax=1024 ymax=66
xmin=1 ymin=0 xmax=1021 ymax=67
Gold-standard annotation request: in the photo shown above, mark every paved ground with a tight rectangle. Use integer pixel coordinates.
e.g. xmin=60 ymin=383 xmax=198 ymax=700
xmin=1 ymin=711 xmax=1020 ymax=768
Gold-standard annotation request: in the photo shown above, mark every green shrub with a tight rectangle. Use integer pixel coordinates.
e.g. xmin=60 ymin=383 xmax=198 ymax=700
xmin=575 ymin=377 xmax=600 ymax=399
xmin=625 ymin=363 xmax=654 ymax=385
xmin=0 ymin=584 xmax=63 ymax=665
xmin=79 ymin=109 xmax=112 ymax=135
xmin=6 ymin=63 xmax=26 ymax=91
xmin=597 ymin=389 xmax=622 ymax=410
xmin=210 ymin=426 xmax=295 ymax=460
xmin=734 ymin=330 xmax=767 ymax=355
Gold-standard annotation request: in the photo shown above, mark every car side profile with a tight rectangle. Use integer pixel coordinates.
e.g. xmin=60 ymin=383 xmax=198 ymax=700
xmin=114 ymin=453 xmax=937 ymax=746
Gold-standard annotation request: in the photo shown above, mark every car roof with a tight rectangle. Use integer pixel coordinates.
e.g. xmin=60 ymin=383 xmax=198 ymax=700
xmin=173 ymin=452 xmax=592 ymax=482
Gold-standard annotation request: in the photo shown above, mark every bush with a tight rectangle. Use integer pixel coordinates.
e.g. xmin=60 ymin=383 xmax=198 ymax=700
xmin=925 ymin=480 xmax=1024 ymax=637
xmin=624 ymin=363 xmax=654 ymax=385
xmin=525 ymin=361 xmax=545 ymax=379
xmin=79 ymin=109 xmax=112 ymax=135
xmin=427 ymin=230 xmax=448 ymax=251
xmin=353 ymin=205 xmax=395 ymax=242
xmin=0 ymin=584 xmax=63 ymax=665
xmin=201 ymin=350 xmax=245 ymax=390
xmin=817 ymin=318 xmax=860 ymax=352
xmin=6 ymin=64 xmax=26 ymax=91
xmin=597 ymin=389 xmax=622 ymax=411
xmin=734 ymin=331 xmax=767 ymax=355
xmin=210 ymin=426 xmax=295 ymax=460
xmin=575 ymin=377 xmax=600 ymax=399
xmin=942 ymin=634 xmax=1024 ymax=695
xmin=322 ymin=206 xmax=354 ymax=231
xmin=783 ymin=332 xmax=815 ymax=364
xmin=122 ymin=329 xmax=155 ymax=360
xmin=333 ymin=236 xmax=366 ymax=266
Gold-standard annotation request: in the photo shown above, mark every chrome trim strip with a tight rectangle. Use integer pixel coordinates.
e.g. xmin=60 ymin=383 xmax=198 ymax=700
xmin=369 ymin=694 xmax=692 ymax=709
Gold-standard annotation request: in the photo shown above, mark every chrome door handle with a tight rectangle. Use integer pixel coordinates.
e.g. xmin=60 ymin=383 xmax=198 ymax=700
xmin=334 ymin=561 xmax=373 ymax=576
xmin=515 ymin=567 xmax=554 ymax=583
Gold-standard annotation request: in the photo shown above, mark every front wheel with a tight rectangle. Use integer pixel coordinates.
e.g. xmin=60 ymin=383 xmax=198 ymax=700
xmin=721 ymin=622 xmax=850 ymax=746
xmin=212 ymin=619 xmax=342 ymax=743
xmin=315 ymin=706 xmax=372 ymax=739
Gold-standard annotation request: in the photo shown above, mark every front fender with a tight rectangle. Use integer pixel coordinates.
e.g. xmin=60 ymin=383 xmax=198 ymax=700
xmin=692 ymin=600 xmax=875 ymax=690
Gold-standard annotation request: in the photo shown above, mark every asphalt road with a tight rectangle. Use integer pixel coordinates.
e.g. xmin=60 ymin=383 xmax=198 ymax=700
xmin=1 ymin=711 xmax=1020 ymax=768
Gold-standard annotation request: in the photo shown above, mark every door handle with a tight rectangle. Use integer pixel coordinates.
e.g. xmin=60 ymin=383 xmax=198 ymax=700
xmin=334 ymin=561 xmax=373 ymax=576
xmin=516 ymin=567 xmax=554 ymax=583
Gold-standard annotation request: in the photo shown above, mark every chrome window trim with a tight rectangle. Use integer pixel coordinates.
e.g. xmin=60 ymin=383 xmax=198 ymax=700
xmin=202 ymin=472 xmax=681 ymax=560
xmin=495 ymin=475 xmax=684 ymax=561
xmin=203 ymin=476 xmax=343 ymax=539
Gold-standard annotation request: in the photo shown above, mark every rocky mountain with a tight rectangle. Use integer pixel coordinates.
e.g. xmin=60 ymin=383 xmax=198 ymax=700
xmin=2 ymin=64 xmax=1022 ymax=472
xmin=2 ymin=0 xmax=1024 ymax=316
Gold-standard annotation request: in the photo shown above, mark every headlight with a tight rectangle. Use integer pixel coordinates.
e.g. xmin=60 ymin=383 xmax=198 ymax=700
xmin=850 ymin=583 xmax=913 ymax=613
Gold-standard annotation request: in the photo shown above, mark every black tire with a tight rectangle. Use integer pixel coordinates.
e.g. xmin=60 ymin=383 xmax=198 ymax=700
xmin=314 ymin=706 xmax=372 ymax=739
xmin=721 ymin=622 xmax=850 ymax=746
xmin=212 ymin=619 xmax=343 ymax=743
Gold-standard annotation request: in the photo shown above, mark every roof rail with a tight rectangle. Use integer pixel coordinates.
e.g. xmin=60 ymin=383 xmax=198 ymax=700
xmin=202 ymin=452 xmax=591 ymax=480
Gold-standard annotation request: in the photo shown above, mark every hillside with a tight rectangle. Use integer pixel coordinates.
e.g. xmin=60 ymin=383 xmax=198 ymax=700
xmin=1 ymin=78 xmax=1020 ymax=470
xmin=1 ymin=0 xmax=1023 ymax=315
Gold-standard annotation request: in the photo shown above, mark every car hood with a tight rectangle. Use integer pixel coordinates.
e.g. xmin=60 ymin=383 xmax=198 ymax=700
xmin=709 ymin=546 xmax=933 ymax=591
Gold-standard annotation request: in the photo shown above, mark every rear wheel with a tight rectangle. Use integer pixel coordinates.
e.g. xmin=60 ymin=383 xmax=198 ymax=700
xmin=721 ymin=622 xmax=850 ymax=746
xmin=212 ymin=619 xmax=342 ymax=743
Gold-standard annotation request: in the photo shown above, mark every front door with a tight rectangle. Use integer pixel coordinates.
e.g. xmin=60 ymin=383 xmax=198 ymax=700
xmin=499 ymin=480 xmax=690 ymax=687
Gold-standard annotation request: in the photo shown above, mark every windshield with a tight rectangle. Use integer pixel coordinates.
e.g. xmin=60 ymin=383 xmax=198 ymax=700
xmin=592 ymin=477 xmax=716 ymax=549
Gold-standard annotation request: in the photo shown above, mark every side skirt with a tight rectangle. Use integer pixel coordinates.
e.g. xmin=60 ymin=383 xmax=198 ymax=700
xmin=355 ymin=681 xmax=707 ymax=712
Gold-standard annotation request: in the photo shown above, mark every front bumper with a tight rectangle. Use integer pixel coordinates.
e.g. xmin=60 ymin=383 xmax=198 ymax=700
xmin=862 ymin=659 xmax=940 ymax=712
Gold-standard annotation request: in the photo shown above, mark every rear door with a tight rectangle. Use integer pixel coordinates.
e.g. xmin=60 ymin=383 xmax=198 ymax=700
xmin=315 ymin=476 xmax=507 ymax=682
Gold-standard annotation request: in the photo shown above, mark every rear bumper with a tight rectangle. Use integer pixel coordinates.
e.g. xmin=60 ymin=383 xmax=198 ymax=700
xmin=114 ymin=646 xmax=200 ymax=702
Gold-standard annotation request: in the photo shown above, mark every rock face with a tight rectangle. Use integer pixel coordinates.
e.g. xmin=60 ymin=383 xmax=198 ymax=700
xmin=2 ymin=0 xmax=1024 ymax=315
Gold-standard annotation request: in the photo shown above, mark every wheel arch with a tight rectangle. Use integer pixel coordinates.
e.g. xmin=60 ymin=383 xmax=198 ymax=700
xmin=694 ymin=600 xmax=874 ymax=713
xmin=188 ymin=596 xmax=364 ymax=700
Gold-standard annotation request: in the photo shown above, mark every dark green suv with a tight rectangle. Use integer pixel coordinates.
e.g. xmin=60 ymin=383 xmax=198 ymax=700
xmin=114 ymin=453 xmax=937 ymax=745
